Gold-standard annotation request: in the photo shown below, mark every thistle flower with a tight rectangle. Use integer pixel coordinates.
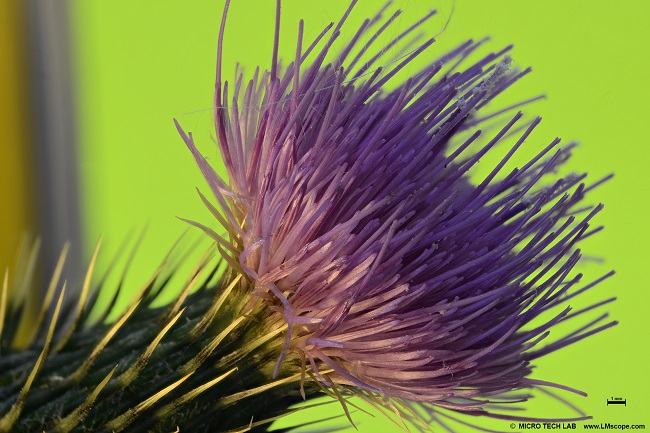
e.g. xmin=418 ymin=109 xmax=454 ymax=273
xmin=177 ymin=0 xmax=617 ymax=425
xmin=0 ymin=1 xmax=617 ymax=432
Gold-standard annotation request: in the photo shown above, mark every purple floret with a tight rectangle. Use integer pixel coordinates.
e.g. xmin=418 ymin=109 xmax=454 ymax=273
xmin=176 ymin=0 xmax=616 ymax=422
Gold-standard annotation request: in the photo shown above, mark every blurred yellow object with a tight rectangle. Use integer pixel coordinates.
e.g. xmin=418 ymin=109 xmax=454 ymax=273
xmin=0 ymin=0 xmax=36 ymax=269
xmin=0 ymin=0 xmax=38 ymax=347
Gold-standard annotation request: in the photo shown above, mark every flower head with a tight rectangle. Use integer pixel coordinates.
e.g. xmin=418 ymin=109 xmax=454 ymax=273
xmin=177 ymin=0 xmax=616 ymax=422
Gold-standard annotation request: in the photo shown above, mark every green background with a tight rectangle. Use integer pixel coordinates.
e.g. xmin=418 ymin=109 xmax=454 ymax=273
xmin=70 ymin=0 xmax=649 ymax=430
